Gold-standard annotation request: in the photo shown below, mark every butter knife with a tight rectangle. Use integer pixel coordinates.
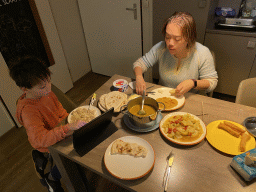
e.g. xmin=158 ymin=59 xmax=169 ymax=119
xmin=164 ymin=152 xmax=174 ymax=192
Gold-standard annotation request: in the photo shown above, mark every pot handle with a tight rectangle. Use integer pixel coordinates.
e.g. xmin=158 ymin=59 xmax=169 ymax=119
xmin=120 ymin=105 xmax=127 ymax=114
xmin=157 ymin=102 xmax=165 ymax=112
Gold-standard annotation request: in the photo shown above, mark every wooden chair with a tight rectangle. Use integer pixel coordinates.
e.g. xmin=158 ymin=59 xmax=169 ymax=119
xmin=235 ymin=77 xmax=256 ymax=108
xmin=51 ymin=84 xmax=77 ymax=113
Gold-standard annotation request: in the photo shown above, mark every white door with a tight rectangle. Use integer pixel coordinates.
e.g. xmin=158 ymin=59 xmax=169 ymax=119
xmin=77 ymin=0 xmax=142 ymax=78
xmin=0 ymin=99 xmax=15 ymax=137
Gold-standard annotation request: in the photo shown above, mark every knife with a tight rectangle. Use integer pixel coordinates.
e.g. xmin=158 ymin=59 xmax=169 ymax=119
xmin=164 ymin=153 xmax=174 ymax=192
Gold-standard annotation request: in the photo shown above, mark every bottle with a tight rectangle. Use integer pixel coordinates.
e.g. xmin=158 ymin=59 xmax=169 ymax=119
xmin=251 ymin=7 xmax=256 ymax=18
xmin=238 ymin=0 xmax=247 ymax=18
xmin=243 ymin=9 xmax=251 ymax=18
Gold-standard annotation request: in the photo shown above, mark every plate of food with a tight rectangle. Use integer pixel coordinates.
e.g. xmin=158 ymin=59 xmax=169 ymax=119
xmin=159 ymin=112 xmax=206 ymax=145
xmin=206 ymin=120 xmax=255 ymax=155
xmin=98 ymin=91 xmax=127 ymax=113
xmin=148 ymin=88 xmax=185 ymax=111
xmin=104 ymin=136 xmax=155 ymax=180
xmin=67 ymin=105 xmax=101 ymax=124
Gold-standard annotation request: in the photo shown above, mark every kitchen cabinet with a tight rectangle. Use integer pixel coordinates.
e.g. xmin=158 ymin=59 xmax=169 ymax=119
xmin=204 ymin=32 xmax=256 ymax=96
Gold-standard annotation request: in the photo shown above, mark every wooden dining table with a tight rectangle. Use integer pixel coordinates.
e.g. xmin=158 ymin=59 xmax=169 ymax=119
xmin=48 ymin=74 xmax=256 ymax=192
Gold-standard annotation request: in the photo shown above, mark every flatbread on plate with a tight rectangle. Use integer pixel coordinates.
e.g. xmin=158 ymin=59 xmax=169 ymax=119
xmin=111 ymin=139 xmax=148 ymax=158
xmin=99 ymin=94 xmax=107 ymax=109
xmin=98 ymin=91 xmax=127 ymax=113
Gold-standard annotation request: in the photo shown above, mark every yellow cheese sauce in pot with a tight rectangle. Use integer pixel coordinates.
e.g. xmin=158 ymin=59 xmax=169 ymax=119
xmin=129 ymin=104 xmax=156 ymax=117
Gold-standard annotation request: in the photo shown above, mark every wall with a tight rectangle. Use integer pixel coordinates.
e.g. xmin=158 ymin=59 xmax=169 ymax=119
xmin=152 ymin=0 xmax=211 ymax=79
xmin=48 ymin=0 xmax=91 ymax=83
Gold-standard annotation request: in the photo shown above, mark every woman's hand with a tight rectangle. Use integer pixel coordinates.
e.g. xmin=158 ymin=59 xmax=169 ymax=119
xmin=175 ymin=79 xmax=194 ymax=96
xmin=136 ymin=75 xmax=146 ymax=95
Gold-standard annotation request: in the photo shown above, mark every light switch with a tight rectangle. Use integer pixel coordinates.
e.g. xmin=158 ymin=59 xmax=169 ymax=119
xmin=247 ymin=41 xmax=256 ymax=48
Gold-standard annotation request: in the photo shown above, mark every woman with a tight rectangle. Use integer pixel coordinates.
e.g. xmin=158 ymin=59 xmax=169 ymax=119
xmin=133 ymin=12 xmax=218 ymax=96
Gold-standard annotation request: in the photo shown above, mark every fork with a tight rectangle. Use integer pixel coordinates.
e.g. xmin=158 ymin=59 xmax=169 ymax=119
xmin=162 ymin=150 xmax=173 ymax=187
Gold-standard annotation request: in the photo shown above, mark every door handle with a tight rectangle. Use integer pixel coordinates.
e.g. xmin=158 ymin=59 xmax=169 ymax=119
xmin=126 ymin=4 xmax=137 ymax=20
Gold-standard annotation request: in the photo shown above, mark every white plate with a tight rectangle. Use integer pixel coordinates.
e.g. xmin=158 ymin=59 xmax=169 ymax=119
xmin=104 ymin=136 xmax=155 ymax=180
xmin=159 ymin=112 xmax=206 ymax=145
xmin=148 ymin=88 xmax=185 ymax=111
xmin=67 ymin=105 xmax=101 ymax=124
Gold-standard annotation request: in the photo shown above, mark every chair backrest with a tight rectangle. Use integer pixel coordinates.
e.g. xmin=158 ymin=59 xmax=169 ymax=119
xmin=51 ymin=84 xmax=77 ymax=113
xmin=235 ymin=77 xmax=256 ymax=108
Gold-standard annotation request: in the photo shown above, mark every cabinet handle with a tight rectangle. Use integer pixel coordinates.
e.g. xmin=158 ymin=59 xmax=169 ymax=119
xmin=126 ymin=4 xmax=137 ymax=20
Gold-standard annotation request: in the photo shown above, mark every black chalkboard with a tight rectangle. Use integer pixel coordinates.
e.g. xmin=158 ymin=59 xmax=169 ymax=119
xmin=0 ymin=0 xmax=54 ymax=68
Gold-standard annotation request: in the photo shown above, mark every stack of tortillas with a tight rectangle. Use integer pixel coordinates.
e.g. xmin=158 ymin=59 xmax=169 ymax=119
xmin=98 ymin=91 xmax=127 ymax=113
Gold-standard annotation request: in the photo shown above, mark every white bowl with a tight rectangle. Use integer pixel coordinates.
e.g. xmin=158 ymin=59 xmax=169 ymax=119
xmin=67 ymin=105 xmax=101 ymax=124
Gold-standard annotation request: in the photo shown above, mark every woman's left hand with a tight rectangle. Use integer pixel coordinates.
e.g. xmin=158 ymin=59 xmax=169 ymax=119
xmin=175 ymin=79 xmax=194 ymax=96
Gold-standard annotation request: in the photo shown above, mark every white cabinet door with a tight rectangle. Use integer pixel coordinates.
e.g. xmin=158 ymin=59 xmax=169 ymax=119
xmin=0 ymin=99 xmax=15 ymax=137
xmin=204 ymin=33 xmax=256 ymax=96
xmin=78 ymin=0 xmax=142 ymax=79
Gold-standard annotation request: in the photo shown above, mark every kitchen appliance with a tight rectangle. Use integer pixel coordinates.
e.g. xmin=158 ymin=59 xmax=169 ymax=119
xmin=215 ymin=18 xmax=256 ymax=30
xmin=215 ymin=7 xmax=236 ymax=17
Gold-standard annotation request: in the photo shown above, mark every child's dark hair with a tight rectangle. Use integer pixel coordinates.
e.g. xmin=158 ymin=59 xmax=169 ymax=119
xmin=9 ymin=55 xmax=52 ymax=89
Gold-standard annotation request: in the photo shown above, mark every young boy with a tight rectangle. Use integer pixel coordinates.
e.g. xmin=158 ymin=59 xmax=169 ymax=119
xmin=9 ymin=56 xmax=86 ymax=192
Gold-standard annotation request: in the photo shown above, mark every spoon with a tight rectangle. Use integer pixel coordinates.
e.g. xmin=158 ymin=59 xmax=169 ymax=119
xmin=138 ymin=90 xmax=146 ymax=115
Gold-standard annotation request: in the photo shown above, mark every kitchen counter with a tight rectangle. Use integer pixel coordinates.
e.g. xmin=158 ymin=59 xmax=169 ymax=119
xmin=205 ymin=18 xmax=256 ymax=37
xmin=206 ymin=23 xmax=256 ymax=37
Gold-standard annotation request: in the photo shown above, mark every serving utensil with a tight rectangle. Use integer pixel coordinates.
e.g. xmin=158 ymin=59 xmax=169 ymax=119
xmin=138 ymin=90 xmax=146 ymax=115
xmin=163 ymin=151 xmax=174 ymax=192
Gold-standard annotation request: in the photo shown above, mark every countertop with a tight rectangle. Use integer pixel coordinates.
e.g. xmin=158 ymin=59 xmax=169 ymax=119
xmin=206 ymin=20 xmax=256 ymax=38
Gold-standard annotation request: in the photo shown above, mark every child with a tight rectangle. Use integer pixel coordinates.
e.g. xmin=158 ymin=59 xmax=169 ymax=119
xmin=9 ymin=56 xmax=86 ymax=192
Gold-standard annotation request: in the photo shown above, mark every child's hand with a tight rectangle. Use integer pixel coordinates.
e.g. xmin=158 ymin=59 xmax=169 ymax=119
xmin=69 ymin=120 xmax=87 ymax=131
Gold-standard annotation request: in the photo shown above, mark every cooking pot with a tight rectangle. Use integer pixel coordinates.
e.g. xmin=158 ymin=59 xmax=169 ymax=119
xmin=120 ymin=96 xmax=165 ymax=128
